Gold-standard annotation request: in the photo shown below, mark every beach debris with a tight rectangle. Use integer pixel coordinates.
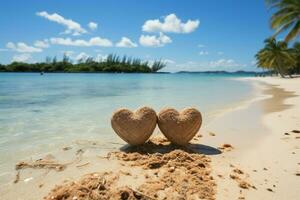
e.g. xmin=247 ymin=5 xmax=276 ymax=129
xmin=230 ymin=168 xmax=255 ymax=190
xmin=119 ymin=171 xmax=131 ymax=176
xmin=239 ymin=181 xmax=252 ymax=189
xmin=267 ymin=188 xmax=274 ymax=192
xmin=291 ymin=130 xmax=300 ymax=133
xmin=233 ymin=168 xmax=244 ymax=174
xmin=284 ymin=132 xmax=290 ymax=135
xmin=230 ymin=174 xmax=239 ymax=180
xmin=24 ymin=177 xmax=34 ymax=183
xmin=14 ymin=155 xmax=69 ymax=184
xmin=76 ymin=162 xmax=90 ymax=168
xmin=16 ymin=159 xmax=66 ymax=171
xmin=111 ymin=107 xmax=157 ymax=145
xmin=13 ymin=171 xmax=20 ymax=183
xmin=209 ymin=132 xmax=216 ymax=136
xmin=295 ymin=173 xmax=300 ymax=176
xmin=218 ymin=143 xmax=234 ymax=152
xmin=62 ymin=146 xmax=72 ymax=151
xmin=157 ymin=107 xmax=202 ymax=145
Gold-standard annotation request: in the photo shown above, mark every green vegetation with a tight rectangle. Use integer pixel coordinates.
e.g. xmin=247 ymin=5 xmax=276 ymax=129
xmin=267 ymin=0 xmax=300 ymax=42
xmin=0 ymin=54 xmax=166 ymax=73
xmin=255 ymin=38 xmax=296 ymax=77
xmin=290 ymin=42 xmax=300 ymax=74
xmin=256 ymin=0 xmax=300 ymax=77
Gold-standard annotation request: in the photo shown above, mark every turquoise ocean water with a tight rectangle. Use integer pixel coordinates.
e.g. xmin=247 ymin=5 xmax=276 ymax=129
xmin=0 ymin=73 xmax=254 ymax=180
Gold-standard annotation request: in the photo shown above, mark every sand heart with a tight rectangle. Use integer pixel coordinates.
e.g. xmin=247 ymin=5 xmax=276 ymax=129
xmin=111 ymin=107 xmax=157 ymax=145
xmin=158 ymin=107 xmax=202 ymax=145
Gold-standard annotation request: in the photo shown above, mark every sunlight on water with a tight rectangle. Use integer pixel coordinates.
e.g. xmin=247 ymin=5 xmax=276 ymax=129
xmin=0 ymin=73 xmax=254 ymax=180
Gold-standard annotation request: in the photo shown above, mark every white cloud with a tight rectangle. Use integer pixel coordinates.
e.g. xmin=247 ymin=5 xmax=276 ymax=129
xmin=50 ymin=37 xmax=113 ymax=47
xmin=88 ymin=22 xmax=98 ymax=31
xmin=116 ymin=37 xmax=138 ymax=48
xmin=6 ymin=42 xmax=42 ymax=53
xmin=75 ymin=52 xmax=90 ymax=62
xmin=36 ymin=11 xmax=87 ymax=36
xmin=34 ymin=40 xmax=50 ymax=48
xmin=142 ymin=13 xmax=199 ymax=33
xmin=208 ymin=59 xmax=246 ymax=68
xmin=198 ymin=44 xmax=205 ymax=48
xmin=139 ymin=32 xmax=172 ymax=47
xmin=217 ymin=51 xmax=224 ymax=55
xmin=169 ymin=59 xmax=247 ymax=72
xmin=199 ymin=51 xmax=209 ymax=55
xmin=12 ymin=54 xmax=31 ymax=62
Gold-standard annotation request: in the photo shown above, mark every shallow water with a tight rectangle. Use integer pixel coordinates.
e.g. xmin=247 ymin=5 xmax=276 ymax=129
xmin=0 ymin=72 xmax=254 ymax=182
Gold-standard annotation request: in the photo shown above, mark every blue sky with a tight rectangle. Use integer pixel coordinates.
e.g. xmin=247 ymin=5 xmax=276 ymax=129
xmin=0 ymin=0 xmax=275 ymax=72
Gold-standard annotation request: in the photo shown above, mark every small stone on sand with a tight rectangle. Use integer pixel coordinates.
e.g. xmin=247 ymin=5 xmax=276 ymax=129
xmin=209 ymin=132 xmax=216 ymax=136
xmin=291 ymin=130 xmax=300 ymax=133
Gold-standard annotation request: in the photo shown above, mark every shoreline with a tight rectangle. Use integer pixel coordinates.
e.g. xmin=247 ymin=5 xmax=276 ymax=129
xmin=211 ymin=77 xmax=300 ymax=199
xmin=0 ymin=77 xmax=299 ymax=199
xmin=245 ymin=77 xmax=300 ymax=199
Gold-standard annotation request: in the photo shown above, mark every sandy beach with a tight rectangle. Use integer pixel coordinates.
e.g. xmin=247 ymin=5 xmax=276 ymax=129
xmin=1 ymin=0 xmax=299 ymax=198
xmin=210 ymin=77 xmax=300 ymax=199
xmin=1 ymin=77 xmax=299 ymax=200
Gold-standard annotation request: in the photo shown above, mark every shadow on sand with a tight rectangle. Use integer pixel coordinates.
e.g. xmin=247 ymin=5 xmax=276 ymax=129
xmin=119 ymin=139 xmax=222 ymax=156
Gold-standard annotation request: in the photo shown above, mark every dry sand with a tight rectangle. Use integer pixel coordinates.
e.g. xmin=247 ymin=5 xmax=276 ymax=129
xmin=1 ymin=77 xmax=299 ymax=200
xmin=208 ymin=77 xmax=300 ymax=200
xmin=45 ymin=138 xmax=216 ymax=200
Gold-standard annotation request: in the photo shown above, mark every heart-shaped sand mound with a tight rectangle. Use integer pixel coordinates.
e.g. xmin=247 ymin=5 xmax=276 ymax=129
xmin=158 ymin=107 xmax=202 ymax=145
xmin=111 ymin=107 xmax=157 ymax=145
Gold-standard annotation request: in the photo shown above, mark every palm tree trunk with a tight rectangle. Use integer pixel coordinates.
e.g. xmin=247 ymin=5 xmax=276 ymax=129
xmin=275 ymin=60 xmax=285 ymax=78
xmin=275 ymin=66 xmax=285 ymax=77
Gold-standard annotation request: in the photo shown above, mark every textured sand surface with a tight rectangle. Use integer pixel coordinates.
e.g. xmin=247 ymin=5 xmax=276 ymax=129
xmin=111 ymin=107 xmax=157 ymax=145
xmin=1 ymin=77 xmax=299 ymax=200
xmin=158 ymin=107 xmax=202 ymax=145
xmin=207 ymin=77 xmax=300 ymax=200
xmin=45 ymin=137 xmax=216 ymax=200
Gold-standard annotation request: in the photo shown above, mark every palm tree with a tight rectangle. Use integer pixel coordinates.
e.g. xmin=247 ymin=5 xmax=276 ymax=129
xmin=292 ymin=42 xmax=300 ymax=73
xmin=267 ymin=0 xmax=300 ymax=42
xmin=255 ymin=38 xmax=296 ymax=77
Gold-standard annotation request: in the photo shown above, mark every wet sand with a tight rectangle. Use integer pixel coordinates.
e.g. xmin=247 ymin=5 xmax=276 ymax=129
xmin=209 ymin=77 xmax=299 ymax=200
xmin=1 ymin=77 xmax=299 ymax=199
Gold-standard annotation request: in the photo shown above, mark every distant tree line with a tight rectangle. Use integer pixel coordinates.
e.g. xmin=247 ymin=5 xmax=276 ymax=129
xmin=0 ymin=54 xmax=166 ymax=73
